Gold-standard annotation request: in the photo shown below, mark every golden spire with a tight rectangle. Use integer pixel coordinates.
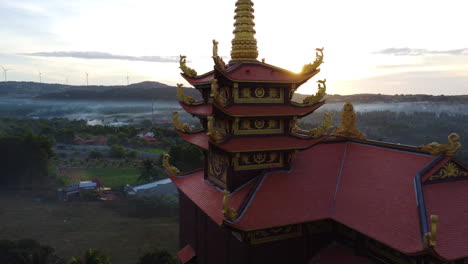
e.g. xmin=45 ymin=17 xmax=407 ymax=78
xmin=230 ymin=0 xmax=259 ymax=63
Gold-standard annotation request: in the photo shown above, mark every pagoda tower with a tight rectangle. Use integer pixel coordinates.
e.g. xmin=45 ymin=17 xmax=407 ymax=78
xmin=173 ymin=0 xmax=329 ymax=193
xmin=165 ymin=1 xmax=468 ymax=264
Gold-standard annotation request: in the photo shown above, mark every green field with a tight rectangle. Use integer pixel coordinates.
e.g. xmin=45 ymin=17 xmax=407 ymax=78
xmin=0 ymin=193 xmax=178 ymax=264
xmin=61 ymin=168 xmax=140 ymax=188
xmin=137 ymin=148 xmax=165 ymax=155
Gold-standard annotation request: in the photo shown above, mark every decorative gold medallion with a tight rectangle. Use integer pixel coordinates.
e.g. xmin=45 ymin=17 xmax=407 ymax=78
xmin=254 ymin=120 xmax=265 ymax=129
xmin=255 ymin=87 xmax=265 ymax=98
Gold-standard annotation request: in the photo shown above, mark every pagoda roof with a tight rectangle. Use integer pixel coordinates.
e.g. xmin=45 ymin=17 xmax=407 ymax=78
xmin=168 ymin=171 xmax=256 ymax=225
xmin=219 ymin=62 xmax=320 ymax=84
xmin=215 ymin=135 xmax=327 ymax=152
xmin=180 ymin=101 xmax=324 ymax=117
xmin=182 ymin=62 xmax=320 ymax=85
xmin=176 ymin=130 xmax=209 ymax=150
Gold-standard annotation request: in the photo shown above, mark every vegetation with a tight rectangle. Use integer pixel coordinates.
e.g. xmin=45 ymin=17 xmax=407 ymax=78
xmin=136 ymin=248 xmax=177 ymax=264
xmin=59 ymin=168 xmax=140 ymax=188
xmin=0 ymin=239 xmax=64 ymax=264
xmin=138 ymin=159 xmax=165 ymax=183
xmin=69 ymin=249 xmax=111 ymax=264
xmin=168 ymin=143 xmax=204 ymax=172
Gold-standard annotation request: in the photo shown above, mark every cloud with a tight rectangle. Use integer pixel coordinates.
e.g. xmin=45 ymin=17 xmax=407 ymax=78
xmin=375 ymin=47 xmax=468 ymax=56
xmin=20 ymin=51 xmax=179 ymax=63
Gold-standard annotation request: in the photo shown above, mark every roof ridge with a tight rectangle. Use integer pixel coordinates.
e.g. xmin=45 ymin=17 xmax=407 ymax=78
xmin=330 ymin=142 xmax=349 ymax=216
xmin=231 ymin=171 xmax=268 ymax=223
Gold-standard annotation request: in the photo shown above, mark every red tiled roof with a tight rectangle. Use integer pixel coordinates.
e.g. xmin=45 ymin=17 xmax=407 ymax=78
xmin=176 ymin=130 xmax=209 ymax=150
xmin=182 ymin=72 xmax=215 ymax=86
xmin=180 ymin=103 xmax=213 ymax=116
xmin=177 ymin=244 xmax=195 ymax=264
xmin=309 ymin=242 xmax=377 ymax=264
xmin=169 ymin=171 xmax=254 ymax=225
xmin=221 ymin=62 xmax=320 ymax=83
xmin=424 ymin=180 xmax=468 ymax=260
xmin=220 ymin=101 xmax=325 ymax=117
xmin=215 ymin=135 xmax=327 ymax=152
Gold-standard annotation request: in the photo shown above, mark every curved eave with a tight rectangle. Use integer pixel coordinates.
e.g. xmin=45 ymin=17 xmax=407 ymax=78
xmin=217 ymin=100 xmax=325 ymax=117
xmin=176 ymin=130 xmax=209 ymax=150
xmin=181 ymin=71 xmax=215 ymax=86
xmin=180 ymin=102 xmax=213 ymax=116
xmin=219 ymin=62 xmax=321 ymax=84
xmin=213 ymin=135 xmax=328 ymax=153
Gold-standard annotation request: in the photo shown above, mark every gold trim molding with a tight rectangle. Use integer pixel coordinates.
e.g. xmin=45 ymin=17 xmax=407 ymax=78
xmin=429 ymin=161 xmax=467 ymax=181
xmin=162 ymin=153 xmax=180 ymax=175
xmin=291 ymin=113 xmax=333 ymax=138
xmin=233 ymin=84 xmax=284 ymax=103
xmin=179 ymin=55 xmax=197 ymax=77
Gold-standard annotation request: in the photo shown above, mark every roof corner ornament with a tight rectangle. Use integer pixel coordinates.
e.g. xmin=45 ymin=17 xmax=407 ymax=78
xmin=331 ymin=102 xmax=366 ymax=139
xmin=303 ymin=79 xmax=327 ymax=105
xmin=206 ymin=115 xmax=224 ymax=143
xmin=211 ymin=79 xmax=227 ymax=107
xmin=222 ymin=190 xmax=238 ymax=221
xmin=419 ymin=133 xmax=461 ymax=156
xmin=212 ymin=40 xmax=226 ymax=71
xmin=423 ymin=215 xmax=438 ymax=248
xmin=301 ymin=47 xmax=324 ymax=75
xmin=179 ymin=55 xmax=198 ymax=77
xmin=176 ymin=83 xmax=196 ymax=105
xmin=291 ymin=113 xmax=333 ymax=138
xmin=172 ymin=111 xmax=192 ymax=133
xmin=162 ymin=153 xmax=181 ymax=175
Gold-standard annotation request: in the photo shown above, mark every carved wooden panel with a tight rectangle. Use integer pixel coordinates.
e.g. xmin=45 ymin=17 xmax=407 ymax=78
xmin=233 ymin=151 xmax=283 ymax=171
xmin=233 ymin=83 xmax=284 ymax=103
xmin=233 ymin=118 xmax=284 ymax=135
xmin=207 ymin=150 xmax=229 ymax=188
xmin=246 ymin=224 xmax=302 ymax=244
xmin=426 ymin=161 xmax=468 ymax=183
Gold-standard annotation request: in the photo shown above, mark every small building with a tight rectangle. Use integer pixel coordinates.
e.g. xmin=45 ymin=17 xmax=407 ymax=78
xmin=124 ymin=178 xmax=177 ymax=196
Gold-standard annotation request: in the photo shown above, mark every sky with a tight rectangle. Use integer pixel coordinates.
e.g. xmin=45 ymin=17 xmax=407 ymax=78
xmin=0 ymin=0 xmax=467 ymax=95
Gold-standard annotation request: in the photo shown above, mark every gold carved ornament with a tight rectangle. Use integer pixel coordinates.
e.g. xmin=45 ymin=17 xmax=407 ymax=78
xmin=162 ymin=153 xmax=180 ymax=175
xmin=176 ymin=83 xmax=196 ymax=105
xmin=290 ymin=113 xmax=332 ymax=138
xmin=212 ymin=40 xmax=226 ymax=71
xmin=331 ymin=102 xmax=366 ymax=139
xmin=222 ymin=190 xmax=238 ymax=221
xmin=419 ymin=133 xmax=461 ymax=156
xmin=303 ymin=79 xmax=326 ymax=105
xmin=423 ymin=215 xmax=438 ymax=248
xmin=209 ymin=152 xmax=228 ymax=185
xmin=206 ymin=115 xmax=224 ymax=143
xmin=172 ymin=111 xmax=191 ymax=133
xmin=179 ymin=55 xmax=197 ymax=77
xmin=211 ymin=79 xmax=227 ymax=106
xmin=429 ymin=162 xmax=467 ymax=180
xmin=301 ymin=47 xmax=324 ymax=75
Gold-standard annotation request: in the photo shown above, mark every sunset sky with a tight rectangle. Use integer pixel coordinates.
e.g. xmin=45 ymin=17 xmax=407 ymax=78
xmin=0 ymin=0 xmax=467 ymax=95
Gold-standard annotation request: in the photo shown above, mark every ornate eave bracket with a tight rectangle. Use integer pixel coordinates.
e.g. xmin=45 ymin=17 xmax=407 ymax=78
xmin=206 ymin=115 xmax=225 ymax=144
xmin=423 ymin=215 xmax=438 ymax=248
xmin=212 ymin=40 xmax=226 ymax=71
xmin=302 ymin=79 xmax=327 ymax=105
xmin=331 ymin=102 xmax=366 ymax=139
xmin=162 ymin=153 xmax=181 ymax=175
xmin=211 ymin=79 xmax=228 ymax=107
xmin=172 ymin=111 xmax=192 ymax=133
xmin=301 ymin=47 xmax=324 ymax=75
xmin=179 ymin=55 xmax=198 ymax=77
xmin=176 ymin=83 xmax=199 ymax=105
xmin=291 ymin=113 xmax=333 ymax=138
xmin=222 ymin=190 xmax=238 ymax=221
xmin=419 ymin=133 xmax=461 ymax=156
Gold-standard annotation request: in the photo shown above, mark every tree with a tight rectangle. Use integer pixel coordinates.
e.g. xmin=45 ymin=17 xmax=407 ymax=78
xmin=89 ymin=150 xmax=103 ymax=160
xmin=168 ymin=143 xmax=204 ymax=171
xmin=136 ymin=248 xmax=177 ymax=264
xmin=108 ymin=145 xmax=126 ymax=159
xmin=68 ymin=249 xmax=110 ymax=264
xmin=138 ymin=159 xmax=163 ymax=183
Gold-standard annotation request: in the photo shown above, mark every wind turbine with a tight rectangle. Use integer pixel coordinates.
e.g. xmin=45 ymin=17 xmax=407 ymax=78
xmin=126 ymin=72 xmax=130 ymax=85
xmin=38 ymin=71 xmax=43 ymax=83
xmin=85 ymin=72 xmax=89 ymax=86
xmin=0 ymin=66 xmax=10 ymax=82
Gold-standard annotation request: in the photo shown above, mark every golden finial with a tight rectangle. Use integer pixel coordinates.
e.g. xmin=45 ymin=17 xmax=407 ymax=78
xmin=176 ymin=83 xmax=196 ymax=105
xmin=222 ymin=190 xmax=238 ymax=221
xmin=419 ymin=133 xmax=461 ymax=156
xmin=332 ymin=102 xmax=366 ymax=139
xmin=179 ymin=55 xmax=197 ymax=77
xmin=303 ymin=79 xmax=327 ymax=105
xmin=424 ymin=215 xmax=438 ymax=248
xmin=230 ymin=0 xmax=259 ymax=63
xmin=172 ymin=111 xmax=191 ymax=133
xmin=301 ymin=48 xmax=324 ymax=74
xmin=162 ymin=153 xmax=180 ymax=175
xmin=212 ymin=40 xmax=226 ymax=70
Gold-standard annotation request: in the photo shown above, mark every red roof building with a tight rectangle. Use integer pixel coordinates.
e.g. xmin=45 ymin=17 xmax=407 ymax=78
xmin=165 ymin=1 xmax=468 ymax=263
